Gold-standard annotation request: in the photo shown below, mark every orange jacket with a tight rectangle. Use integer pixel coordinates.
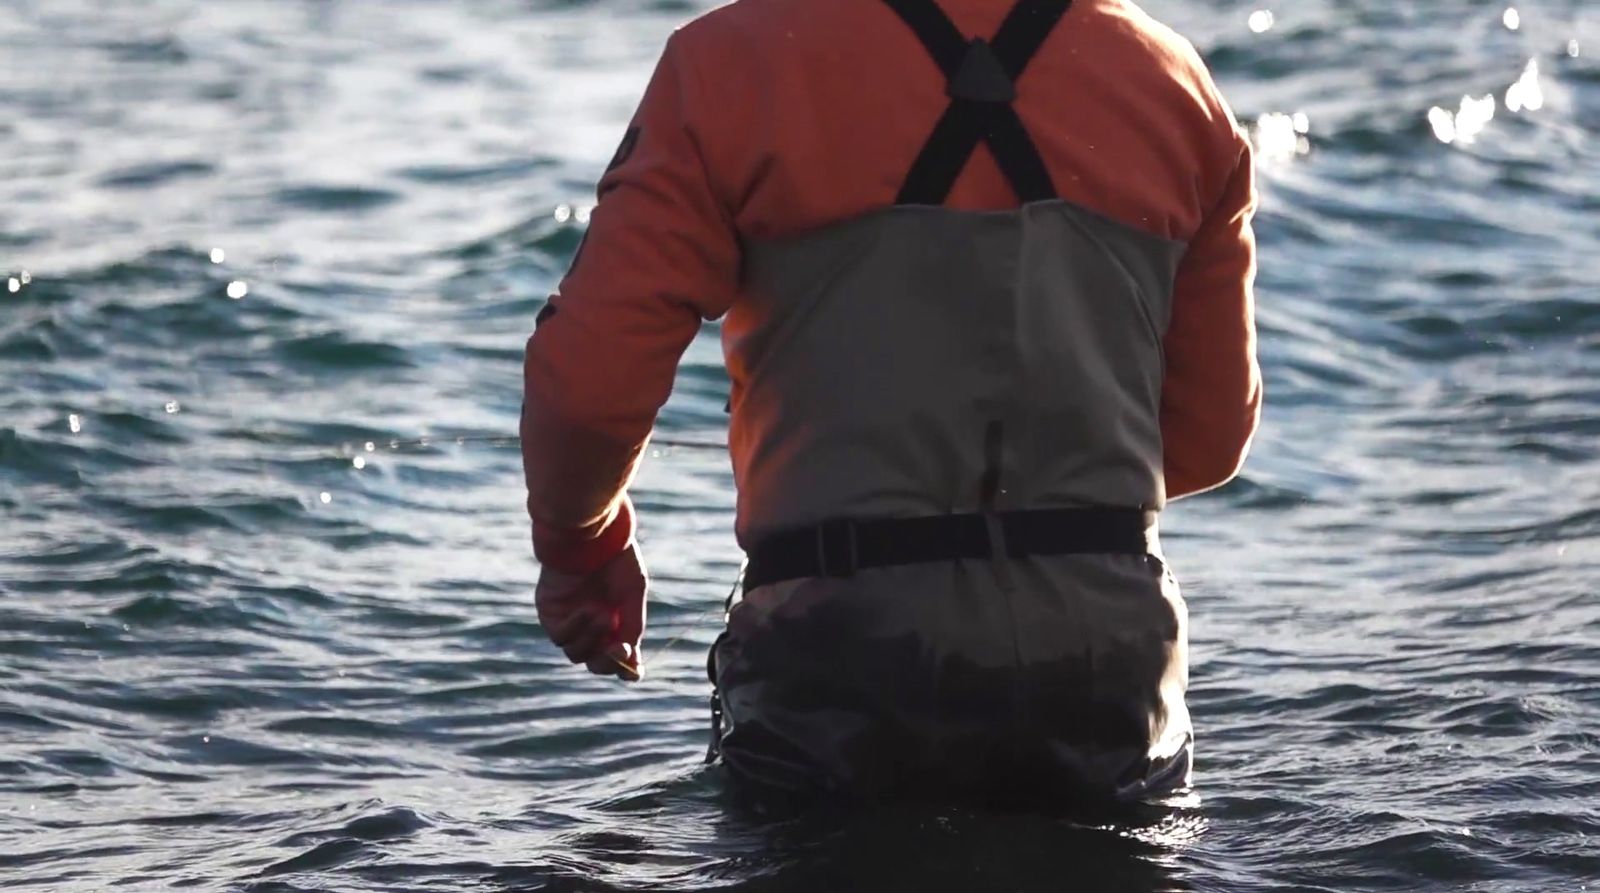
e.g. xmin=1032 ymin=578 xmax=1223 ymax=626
xmin=523 ymin=0 xmax=1261 ymax=573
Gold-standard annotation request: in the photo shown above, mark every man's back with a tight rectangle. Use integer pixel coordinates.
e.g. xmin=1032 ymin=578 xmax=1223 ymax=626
xmin=522 ymin=0 xmax=1261 ymax=803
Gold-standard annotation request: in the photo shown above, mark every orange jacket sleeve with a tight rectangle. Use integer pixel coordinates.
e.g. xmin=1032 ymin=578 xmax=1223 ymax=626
xmin=521 ymin=33 xmax=739 ymax=573
xmin=1161 ymin=139 xmax=1263 ymax=499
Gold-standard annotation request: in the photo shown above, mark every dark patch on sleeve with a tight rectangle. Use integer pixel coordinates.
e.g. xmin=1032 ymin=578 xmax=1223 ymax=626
xmin=565 ymin=228 xmax=591 ymax=276
xmin=606 ymin=125 xmax=641 ymax=173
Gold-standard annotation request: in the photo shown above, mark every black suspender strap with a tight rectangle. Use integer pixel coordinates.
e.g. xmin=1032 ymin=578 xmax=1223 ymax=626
xmin=989 ymin=0 xmax=1076 ymax=81
xmin=881 ymin=0 xmax=970 ymax=76
xmin=880 ymin=0 xmax=1073 ymax=206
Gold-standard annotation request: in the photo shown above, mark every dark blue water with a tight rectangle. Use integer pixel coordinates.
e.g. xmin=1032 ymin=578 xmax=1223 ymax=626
xmin=3 ymin=1 xmax=1598 ymax=889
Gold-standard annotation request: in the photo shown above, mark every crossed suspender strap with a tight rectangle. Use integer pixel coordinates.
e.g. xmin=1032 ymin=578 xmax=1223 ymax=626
xmin=880 ymin=0 xmax=1074 ymax=205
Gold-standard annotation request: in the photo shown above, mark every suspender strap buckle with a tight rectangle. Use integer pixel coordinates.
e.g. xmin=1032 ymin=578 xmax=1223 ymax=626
xmin=948 ymin=38 xmax=1016 ymax=103
xmin=880 ymin=0 xmax=1075 ymax=205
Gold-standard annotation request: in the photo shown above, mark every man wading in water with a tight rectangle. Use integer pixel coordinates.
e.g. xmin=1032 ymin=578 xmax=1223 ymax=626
xmin=523 ymin=0 xmax=1260 ymax=802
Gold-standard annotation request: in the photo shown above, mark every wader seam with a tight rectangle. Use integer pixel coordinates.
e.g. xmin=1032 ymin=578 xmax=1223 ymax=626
xmin=733 ymin=230 xmax=885 ymax=396
xmin=979 ymin=420 xmax=1015 ymax=592
xmin=1000 ymin=208 xmax=1032 ymax=744
xmin=1056 ymin=207 xmax=1170 ymax=355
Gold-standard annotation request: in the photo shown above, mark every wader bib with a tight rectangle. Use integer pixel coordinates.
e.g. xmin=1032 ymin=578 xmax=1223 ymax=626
xmin=708 ymin=0 xmax=1193 ymax=803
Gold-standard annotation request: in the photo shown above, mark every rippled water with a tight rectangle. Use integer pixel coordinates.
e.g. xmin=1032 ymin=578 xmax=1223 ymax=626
xmin=3 ymin=0 xmax=1598 ymax=889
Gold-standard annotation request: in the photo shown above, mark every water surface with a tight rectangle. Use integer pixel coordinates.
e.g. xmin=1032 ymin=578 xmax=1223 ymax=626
xmin=2 ymin=0 xmax=1598 ymax=889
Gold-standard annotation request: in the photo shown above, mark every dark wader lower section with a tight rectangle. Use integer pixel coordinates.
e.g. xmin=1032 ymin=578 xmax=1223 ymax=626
xmin=707 ymin=553 xmax=1192 ymax=805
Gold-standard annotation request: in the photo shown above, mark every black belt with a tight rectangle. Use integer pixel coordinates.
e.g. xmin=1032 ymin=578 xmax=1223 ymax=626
xmin=743 ymin=507 xmax=1155 ymax=592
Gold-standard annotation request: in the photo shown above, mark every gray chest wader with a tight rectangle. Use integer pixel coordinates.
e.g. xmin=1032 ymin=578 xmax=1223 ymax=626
xmin=706 ymin=0 xmax=1192 ymax=802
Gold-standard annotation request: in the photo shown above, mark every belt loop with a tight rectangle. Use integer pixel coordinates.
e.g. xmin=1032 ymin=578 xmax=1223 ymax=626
xmin=1141 ymin=509 xmax=1161 ymax=559
xmin=705 ymin=687 xmax=723 ymax=764
xmin=983 ymin=512 xmax=1015 ymax=591
xmin=816 ymin=519 xmax=859 ymax=578
xmin=982 ymin=512 xmax=1008 ymax=559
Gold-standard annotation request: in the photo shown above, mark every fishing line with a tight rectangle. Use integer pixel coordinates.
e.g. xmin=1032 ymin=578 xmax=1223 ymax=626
xmin=630 ymin=566 xmax=742 ymax=678
xmin=620 ymin=606 xmax=720 ymax=681
xmin=319 ymin=429 xmax=733 ymax=678
xmin=333 ymin=433 xmax=724 ymax=455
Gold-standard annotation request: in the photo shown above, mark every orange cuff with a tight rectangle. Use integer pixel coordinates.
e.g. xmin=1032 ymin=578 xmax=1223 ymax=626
xmin=532 ymin=496 xmax=636 ymax=575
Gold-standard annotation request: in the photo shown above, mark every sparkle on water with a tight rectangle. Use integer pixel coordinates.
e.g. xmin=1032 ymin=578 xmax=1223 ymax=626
xmin=1247 ymin=9 xmax=1275 ymax=34
xmin=1506 ymin=59 xmax=1545 ymax=114
xmin=210 ymin=247 xmax=226 ymax=264
xmin=553 ymin=203 xmax=594 ymax=224
xmin=6 ymin=277 xmax=18 ymax=293
xmin=1503 ymin=7 xmax=1521 ymax=31
xmin=1429 ymin=93 xmax=1498 ymax=145
xmin=1252 ymin=111 xmax=1311 ymax=161
xmin=164 ymin=401 xmax=181 ymax=414
xmin=68 ymin=413 xmax=82 ymax=434
xmin=226 ymin=280 xmax=248 ymax=299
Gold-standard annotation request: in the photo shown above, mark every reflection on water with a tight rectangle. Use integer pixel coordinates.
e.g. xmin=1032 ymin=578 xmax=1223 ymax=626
xmin=1252 ymin=111 xmax=1311 ymax=163
xmin=586 ymin=784 xmax=1203 ymax=893
xmin=1506 ymin=59 xmax=1545 ymax=113
xmin=1431 ymin=54 xmax=1550 ymax=145
xmin=1429 ymin=95 xmax=1498 ymax=145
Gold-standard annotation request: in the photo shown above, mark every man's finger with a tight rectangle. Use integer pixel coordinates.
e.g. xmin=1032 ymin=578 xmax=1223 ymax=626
xmin=560 ymin=626 xmax=609 ymax=664
xmin=544 ymin=607 xmax=604 ymax=649
xmin=547 ymin=609 xmax=609 ymax=662
xmin=583 ymin=657 xmax=640 ymax=681
xmin=587 ymin=643 xmax=642 ymax=682
xmin=584 ymin=655 xmax=631 ymax=679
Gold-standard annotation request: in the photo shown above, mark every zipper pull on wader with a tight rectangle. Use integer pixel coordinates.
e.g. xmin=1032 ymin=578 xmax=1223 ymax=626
xmin=705 ymin=684 xmax=724 ymax=764
xmin=704 ymin=562 xmax=744 ymax=764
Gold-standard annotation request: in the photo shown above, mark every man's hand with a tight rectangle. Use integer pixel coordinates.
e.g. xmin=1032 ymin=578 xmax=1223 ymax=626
xmin=535 ymin=545 xmax=647 ymax=681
